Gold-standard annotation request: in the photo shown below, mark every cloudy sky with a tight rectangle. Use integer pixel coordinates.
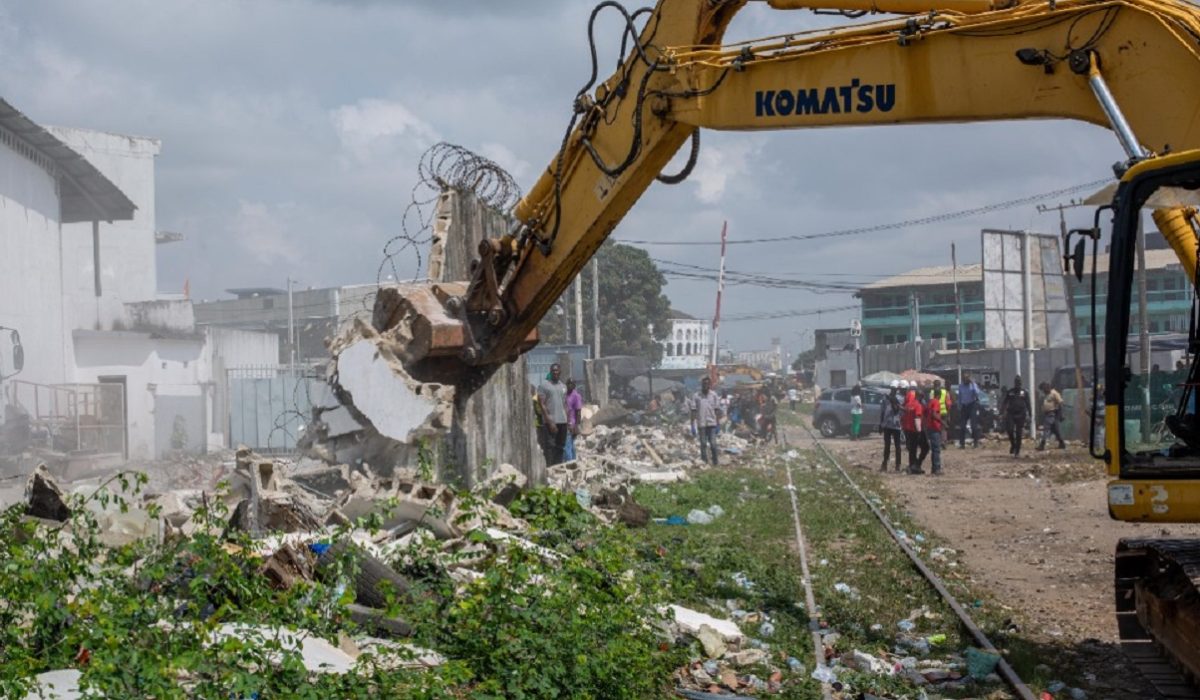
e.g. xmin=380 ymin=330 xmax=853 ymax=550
xmin=0 ymin=0 xmax=1122 ymax=356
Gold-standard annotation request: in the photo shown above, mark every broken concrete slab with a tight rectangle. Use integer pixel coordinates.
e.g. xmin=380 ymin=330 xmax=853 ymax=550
xmin=212 ymin=623 xmax=358 ymax=674
xmin=261 ymin=542 xmax=318 ymax=590
xmin=667 ymin=605 xmax=744 ymax=643
xmin=231 ymin=492 xmax=323 ymax=534
xmin=25 ymin=464 xmax=70 ymax=521
xmin=472 ymin=462 xmax=527 ymax=508
xmin=22 ymin=669 xmax=83 ymax=700
xmin=286 ymin=462 xmax=351 ymax=499
xmin=355 ymin=637 xmax=445 ymax=669
xmin=334 ymin=334 xmax=454 ymax=445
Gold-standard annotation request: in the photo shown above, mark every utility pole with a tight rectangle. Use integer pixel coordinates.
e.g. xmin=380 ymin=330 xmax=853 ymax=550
xmin=911 ymin=290 xmax=922 ymax=369
xmin=1022 ymin=231 xmax=1036 ymax=437
xmin=574 ymin=275 xmax=584 ymax=346
xmin=1038 ymin=199 xmax=1088 ymax=441
xmin=710 ymin=221 xmax=728 ymax=383
xmin=951 ymin=242 xmax=962 ymax=387
xmin=592 ymin=259 xmax=601 ymax=358
xmin=287 ymin=277 xmax=296 ymax=367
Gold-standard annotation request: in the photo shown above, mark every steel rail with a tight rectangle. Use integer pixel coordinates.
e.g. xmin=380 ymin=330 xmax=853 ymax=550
xmin=797 ymin=425 xmax=1038 ymax=700
xmin=780 ymin=431 xmax=836 ymax=700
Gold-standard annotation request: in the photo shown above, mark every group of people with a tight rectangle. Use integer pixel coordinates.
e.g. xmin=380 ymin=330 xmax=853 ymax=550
xmin=877 ymin=371 xmax=1069 ymax=473
xmin=534 ymin=363 xmax=584 ymax=466
xmin=877 ymin=379 xmax=949 ymax=475
xmin=689 ymin=377 xmax=781 ymax=466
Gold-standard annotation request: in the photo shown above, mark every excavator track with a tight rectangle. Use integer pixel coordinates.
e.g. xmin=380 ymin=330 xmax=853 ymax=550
xmin=1116 ymin=539 xmax=1200 ymax=699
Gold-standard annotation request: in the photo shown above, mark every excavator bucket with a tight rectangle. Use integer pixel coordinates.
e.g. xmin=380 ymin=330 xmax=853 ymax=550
xmin=371 ymin=282 xmax=537 ymax=374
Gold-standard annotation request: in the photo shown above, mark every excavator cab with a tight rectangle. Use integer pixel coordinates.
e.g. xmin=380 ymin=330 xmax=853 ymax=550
xmin=1085 ymin=151 xmax=1200 ymax=521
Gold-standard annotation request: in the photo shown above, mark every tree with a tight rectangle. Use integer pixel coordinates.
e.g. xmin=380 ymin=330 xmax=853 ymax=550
xmin=537 ymin=242 xmax=672 ymax=366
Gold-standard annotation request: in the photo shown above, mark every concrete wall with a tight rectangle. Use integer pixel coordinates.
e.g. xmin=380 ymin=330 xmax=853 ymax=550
xmin=0 ymin=135 xmax=68 ymax=389
xmin=861 ymin=338 xmax=947 ymax=375
xmin=432 ymin=188 xmax=545 ymax=487
xmin=50 ymin=127 xmax=161 ymax=333
xmin=72 ymin=330 xmax=206 ymax=460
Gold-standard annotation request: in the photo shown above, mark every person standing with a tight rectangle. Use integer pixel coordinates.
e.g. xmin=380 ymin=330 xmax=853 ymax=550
xmin=690 ymin=376 xmax=723 ymax=465
xmin=788 ymin=386 xmax=799 ymax=411
xmin=563 ymin=379 xmax=584 ymax=461
xmin=850 ymin=384 xmax=864 ymax=440
xmin=1003 ymin=376 xmax=1032 ymax=458
xmin=719 ymin=392 xmax=732 ymax=433
xmin=1037 ymin=381 xmax=1067 ymax=450
xmin=536 ymin=363 xmax=569 ymax=465
xmin=926 ymin=387 xmax=945 ymax=475
xmin=957 ymin=373 xmax=981 ymax=448
xmin=901 ymin=382 xmax=928 ymax=473
xmin=933 ymin=380 xmax=951 ymax=444
xmin=879 ymin=380 xmax=903 ymax=472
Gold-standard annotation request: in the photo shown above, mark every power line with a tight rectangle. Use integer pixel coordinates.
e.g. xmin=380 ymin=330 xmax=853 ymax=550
xmin=722 ymin=304 xmax=858 ymax=322
xmin=619 ymin=178 xmax=1111 ymax=246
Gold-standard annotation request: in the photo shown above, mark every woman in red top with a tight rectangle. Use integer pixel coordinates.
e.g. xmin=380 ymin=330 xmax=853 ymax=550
xmin=902 ymin=384 xmax=929 ymax=473
xmin=925 ymin=391 xmax=944 ymax=475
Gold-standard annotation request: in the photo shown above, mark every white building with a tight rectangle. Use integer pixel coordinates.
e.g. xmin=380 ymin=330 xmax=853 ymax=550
xmin=660 ymin=314 xmax=711 ymax=370
xmin=0 ymin=100 xmax=276 ymax=472
xmin=735 ymin=337 xmax=785 ymax=372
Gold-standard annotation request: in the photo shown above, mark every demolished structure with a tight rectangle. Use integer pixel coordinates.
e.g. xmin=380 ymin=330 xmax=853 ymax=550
xmin=299 ymin=187 xmax=545 ymax=488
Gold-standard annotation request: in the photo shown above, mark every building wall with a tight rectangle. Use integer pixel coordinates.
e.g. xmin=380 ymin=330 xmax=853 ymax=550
xmin=660 ymin=318 xmax=710 ymax=370
xmin=72 ymin=330 xmax=206 ymax=460
xmin=0 ymin=137 xmax=68 ymax=388
xmin=50 ymin=128 xmax=161 ymax=334
xmin=860 ymin=282 xmax=985 ymax=349
xmin=1069 ymin=267 xmax=1192 ymax=338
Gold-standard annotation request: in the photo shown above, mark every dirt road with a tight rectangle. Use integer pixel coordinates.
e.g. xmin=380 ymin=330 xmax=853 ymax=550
xmin=811 ymin=423 xmax=1200 ymax=696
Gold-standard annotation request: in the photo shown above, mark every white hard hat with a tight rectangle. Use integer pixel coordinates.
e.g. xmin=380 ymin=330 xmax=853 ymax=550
xmin=899 ymin=380 xmax=910 ymax=388
xmin=890 ymin=380 xmax=900 ymax=389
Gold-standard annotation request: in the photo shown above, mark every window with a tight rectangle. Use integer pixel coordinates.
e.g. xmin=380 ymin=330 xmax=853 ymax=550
xmin=863 ymin=392 xmax=883 ymax=405
xmin=833 ymin=389 xmax=851 ymax=402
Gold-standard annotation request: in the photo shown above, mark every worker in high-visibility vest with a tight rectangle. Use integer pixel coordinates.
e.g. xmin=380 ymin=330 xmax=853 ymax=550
xmin=933 ymin=380 xmax=952 ymax=444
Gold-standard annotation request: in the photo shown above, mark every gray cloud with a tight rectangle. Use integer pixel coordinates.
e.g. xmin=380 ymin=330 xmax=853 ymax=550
xmin=0 ymin=0 xmax=1125 ymax=355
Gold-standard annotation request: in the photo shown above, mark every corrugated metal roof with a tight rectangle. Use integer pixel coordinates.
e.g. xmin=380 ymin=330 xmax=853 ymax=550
xmin=0 ymin=99 xmax=135 ymax=223
xmin=860 ymin=263 xmax=983 ymax=291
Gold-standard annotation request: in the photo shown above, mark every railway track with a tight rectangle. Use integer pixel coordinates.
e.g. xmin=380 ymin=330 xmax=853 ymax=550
xmin=784 ymin=425 xmax=1040 ymax=700
xmin=793 ymin=424 xmax=1200 ymax=700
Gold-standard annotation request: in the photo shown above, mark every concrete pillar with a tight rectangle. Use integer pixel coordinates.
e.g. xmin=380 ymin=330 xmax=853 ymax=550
xmin=433 ymin=188 xmax=545 ymax=487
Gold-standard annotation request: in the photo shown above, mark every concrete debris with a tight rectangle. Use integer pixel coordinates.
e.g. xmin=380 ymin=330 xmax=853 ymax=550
xmin=231 ymin=492 xmax=323 ymax=534
xmin=472 ymin=462 xmax=527 ymax=507
xmin=25 ymin=464 xmax=70 ymax=521
xmin=211 ymin=623 xmax=358 ymax=674
xmin=22 ymin=669 xmax=83 ymax=700
xmin=260 ymin=542 xmax=317 ymax=590
xmin=696 ymin=624 xmax=727 ymax=659
xmin=668 ymin=605 xmax=745 ymax=643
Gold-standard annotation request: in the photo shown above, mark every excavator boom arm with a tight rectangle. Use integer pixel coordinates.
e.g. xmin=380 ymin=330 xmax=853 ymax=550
xmin=406 ymin=0 xmax=1200 ymax=370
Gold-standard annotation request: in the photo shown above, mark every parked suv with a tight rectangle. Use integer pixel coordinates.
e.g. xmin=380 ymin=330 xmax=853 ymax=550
xmin=813 ymin=387 xmax=888 ymax=437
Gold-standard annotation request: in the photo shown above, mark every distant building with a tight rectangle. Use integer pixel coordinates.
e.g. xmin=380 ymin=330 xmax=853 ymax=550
xmin=195 ymin=284 xmax=379 ymax=364
xmin=857 ymin=264 xmax=985 ymax=349
xmin=813 ymin=328 xmax=859 ymax=388
xmin=659 ymin=311 xmax=711 ymax=370
xmin=1069 ymin=247 xmax=1191 ymax=339
xmin=858 ymin=243 xmax=1190 ymax=354
xmin=0 ymin=101 xmax=276 ymax=468
xmin=735 ymin=337 xmax=784 ymax=372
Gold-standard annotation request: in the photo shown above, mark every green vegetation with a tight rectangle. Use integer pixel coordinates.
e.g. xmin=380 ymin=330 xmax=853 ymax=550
xmin=0 ymin=480 xmax=679 ymax=699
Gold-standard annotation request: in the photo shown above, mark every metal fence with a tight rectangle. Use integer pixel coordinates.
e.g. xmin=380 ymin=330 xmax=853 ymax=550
xmin=4 ymin=380 xmax=126 ymax=457
xmin=225 ymin=365 xmax=328 ymax=454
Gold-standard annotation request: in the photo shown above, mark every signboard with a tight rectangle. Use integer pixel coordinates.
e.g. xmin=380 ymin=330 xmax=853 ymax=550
xmin=982 ymin=229 xmax=1072 ymax=350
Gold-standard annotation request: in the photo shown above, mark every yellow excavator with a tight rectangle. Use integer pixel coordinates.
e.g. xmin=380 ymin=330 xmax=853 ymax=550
xmin=383 ymin=0 xmax=1200 ymax=688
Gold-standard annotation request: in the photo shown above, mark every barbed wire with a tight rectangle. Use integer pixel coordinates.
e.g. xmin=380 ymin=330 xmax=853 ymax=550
xmin=367 ymin=143 xmax=523 ymax=318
